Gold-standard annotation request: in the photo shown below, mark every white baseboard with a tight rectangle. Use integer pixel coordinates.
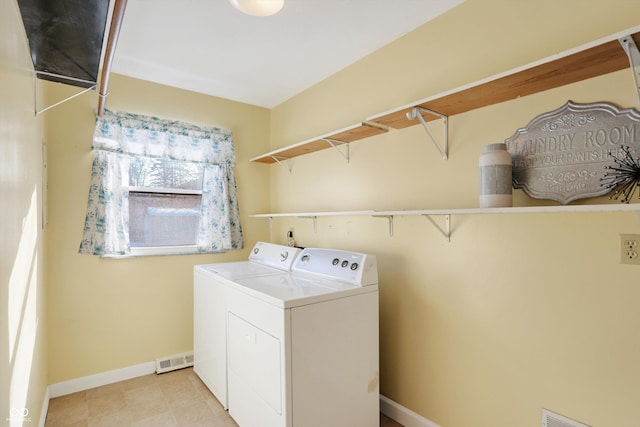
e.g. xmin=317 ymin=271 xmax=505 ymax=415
xmin=380 ymin=395 xmax=441 ymax=427
xmin=48 ymin=361 xmax=156 ymax=398
xmin=47 ymin=363 xmax=437 ymax=427
xmin=39 ymin=386 xmax=50 ymax=427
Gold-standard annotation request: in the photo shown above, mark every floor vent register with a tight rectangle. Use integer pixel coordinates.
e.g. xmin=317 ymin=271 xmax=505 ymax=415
xmin=542 ymin=409 xmax=591 ymax=427
xmin=155 ymin=352 xmax=194 ymax=374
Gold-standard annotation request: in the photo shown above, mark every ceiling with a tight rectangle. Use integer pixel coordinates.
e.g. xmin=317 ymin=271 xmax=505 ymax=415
xmin=111 ymin=0 xmax=464 ymax=108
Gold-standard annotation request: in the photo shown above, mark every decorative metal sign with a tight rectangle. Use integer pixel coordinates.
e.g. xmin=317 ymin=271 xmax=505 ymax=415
xmin=505 ymin=101 xmax=640 ymax=204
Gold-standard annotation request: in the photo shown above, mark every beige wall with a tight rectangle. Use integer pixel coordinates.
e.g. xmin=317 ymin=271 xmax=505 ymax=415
xmin=1 ymin=0 xmax=48 ymax=425
xmin=7 ymin=1 xmax=639 ymax=426
xmin=45 ymin=74 xmax=271 ymax=383
xmin=268 ymin=2 xmax=640 ymax=427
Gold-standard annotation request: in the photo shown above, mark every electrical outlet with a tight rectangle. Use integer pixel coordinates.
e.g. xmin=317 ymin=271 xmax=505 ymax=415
xmin=620 ymin=234 xmax=640 ymax=265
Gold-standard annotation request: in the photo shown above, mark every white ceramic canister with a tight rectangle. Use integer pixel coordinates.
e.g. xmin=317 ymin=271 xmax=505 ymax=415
xmin=479 ymin=143 xmax=513 ymax=208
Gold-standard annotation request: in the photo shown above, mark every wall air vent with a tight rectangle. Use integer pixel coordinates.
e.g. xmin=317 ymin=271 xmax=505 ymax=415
xmin=542 ymin=409 xmax=591 ymax=427
xmin=155 ymin=352 xmax=194 ymax=374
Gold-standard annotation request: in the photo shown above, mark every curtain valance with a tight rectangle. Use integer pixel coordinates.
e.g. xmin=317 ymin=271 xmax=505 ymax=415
xmin=94 ymin=110 xmax=235 ymax=165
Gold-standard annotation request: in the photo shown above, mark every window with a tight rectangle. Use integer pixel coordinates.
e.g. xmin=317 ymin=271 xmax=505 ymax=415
xmin=79 ymin=110 xmax=243 ymax=257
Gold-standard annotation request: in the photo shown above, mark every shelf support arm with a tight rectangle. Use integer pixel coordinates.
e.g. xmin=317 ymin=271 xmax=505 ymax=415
xmin=372 ymin=215 xmax=394 ymax=237
xmin=406 ymin=106 xmax=448 ymax=160
xmin=271 ymin=156 xmax=294 ymax=174
xmin=423 ymin=214 xmax=450 ymax=242
xmin=298 ymin=216 xmax=318 ymax=233
xmin=322 ymin=138 xmax=350 ymax=163
xmin=33 ymin=71 xmax=96 ymax=116
xmin=620 ymin=35 xmax=640 ymax=107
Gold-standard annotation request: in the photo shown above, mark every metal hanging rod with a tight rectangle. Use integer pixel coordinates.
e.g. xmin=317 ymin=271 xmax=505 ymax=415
xmin=406 ymin=106 xmax=449 ymax=160
xmin=35 ymin=71 xmax=97 ymax=86
xmin=97 ymin=0 xmax=128 ymax=116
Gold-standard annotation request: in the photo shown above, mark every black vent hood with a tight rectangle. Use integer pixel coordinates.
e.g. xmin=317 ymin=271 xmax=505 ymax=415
xmin=17 ymin=0 xmax=111 ymax=88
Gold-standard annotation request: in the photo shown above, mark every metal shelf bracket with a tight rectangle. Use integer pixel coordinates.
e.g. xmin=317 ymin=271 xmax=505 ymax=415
xmin=322 ymin=138 xmax=350 ymax=163
xmin=372 ymin=215 xmax=394 ymax=237
xmin=406 ymin=106 xmax=448 ymax=160
xmin=620 ymin=35 xmax=640 ymax=106
xmin=423 ymin=214 xmax=451 ymax=242
xmin=298 ymin=216 xmax=318 ymax=233
xmin=271 ymin=156 xmax=294 ymax=174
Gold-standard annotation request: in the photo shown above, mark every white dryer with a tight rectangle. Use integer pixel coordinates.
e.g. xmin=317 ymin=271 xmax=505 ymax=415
xmin=194 ymin=241 xmax=301 ymax=408
xmin=199 ymin=246 xmax=379 ymax=427
xmin=196 ymin=241 xmax=301 ymax=281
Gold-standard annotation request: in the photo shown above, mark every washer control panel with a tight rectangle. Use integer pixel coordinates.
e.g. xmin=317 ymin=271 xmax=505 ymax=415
xmin=293 ymin=248 xmax=377 ymax=286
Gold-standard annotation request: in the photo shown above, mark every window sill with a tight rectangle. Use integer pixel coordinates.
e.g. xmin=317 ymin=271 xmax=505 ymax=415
xmin=104 ymin=245 xmax=201 ymax=258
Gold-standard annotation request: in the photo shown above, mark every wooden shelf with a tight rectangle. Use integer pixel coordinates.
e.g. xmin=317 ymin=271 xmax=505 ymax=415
xmin=249 ymin=122 xmax=388 ymax=164
xmin=367 ymin=32 xmax=639 ymax=129
xmin=250 ymin=203 xmax=640 ymax=240
xmin=249 ymin=26 xmax=640 ymax=239
xmin=250 ymin=203 xmax=640 ymax=219
xmin=250 ymin=26 xmax=640 ymax=165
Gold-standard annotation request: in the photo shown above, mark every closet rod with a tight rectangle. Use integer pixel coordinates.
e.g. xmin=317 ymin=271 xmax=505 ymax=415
xmin=97 ymin=0 xmax=128 ymax=116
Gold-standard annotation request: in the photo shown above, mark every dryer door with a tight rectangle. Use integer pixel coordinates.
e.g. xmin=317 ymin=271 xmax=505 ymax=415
xmin=228 ymin=312 xmax=283 ymax=427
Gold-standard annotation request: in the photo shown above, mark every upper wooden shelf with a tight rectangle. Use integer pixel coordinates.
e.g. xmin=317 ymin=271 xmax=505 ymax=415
xmin=250 ymin=122 xmax=388 ymax=164
xmin=251 ymin=26 xmax=640 ymax=165
xmin=367 ymin=32 xmax=640 ymax=128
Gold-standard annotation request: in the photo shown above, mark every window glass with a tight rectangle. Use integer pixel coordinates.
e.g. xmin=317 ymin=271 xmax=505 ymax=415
xmin=128 ymin=159 xmax=204 ymax=248
xmin=129 ymin=158 xmax=203 ymax=190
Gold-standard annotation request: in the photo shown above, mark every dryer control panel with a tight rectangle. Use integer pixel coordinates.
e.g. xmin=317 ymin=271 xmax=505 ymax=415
xmin=248 ymin=241 xmax=301 ymax=271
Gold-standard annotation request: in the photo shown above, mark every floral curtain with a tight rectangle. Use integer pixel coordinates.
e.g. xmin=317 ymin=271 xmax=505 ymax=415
xmin=197 ymin=164 xmax=243 ymax=252
xmin=79 ymin=110 xmax=243 ymax=256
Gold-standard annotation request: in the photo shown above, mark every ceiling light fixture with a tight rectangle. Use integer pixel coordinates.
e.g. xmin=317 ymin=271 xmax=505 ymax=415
xmin=229 ymin=0 xmax=284 ymax=16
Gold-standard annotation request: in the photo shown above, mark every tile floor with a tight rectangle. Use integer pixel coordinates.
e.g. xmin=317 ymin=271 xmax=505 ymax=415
xmin=45 ymin=367 xmax=403 ymax=427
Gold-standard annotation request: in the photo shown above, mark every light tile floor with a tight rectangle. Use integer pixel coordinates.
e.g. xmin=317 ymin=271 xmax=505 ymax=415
xmin=45 ymin=368 xmax=403 ymax=427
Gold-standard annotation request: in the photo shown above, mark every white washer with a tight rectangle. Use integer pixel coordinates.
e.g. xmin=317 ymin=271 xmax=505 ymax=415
xmin=197 ymin=247 xmax=379 ymax=427
xmin=194 ymin=242 xmax=301 ymax=408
